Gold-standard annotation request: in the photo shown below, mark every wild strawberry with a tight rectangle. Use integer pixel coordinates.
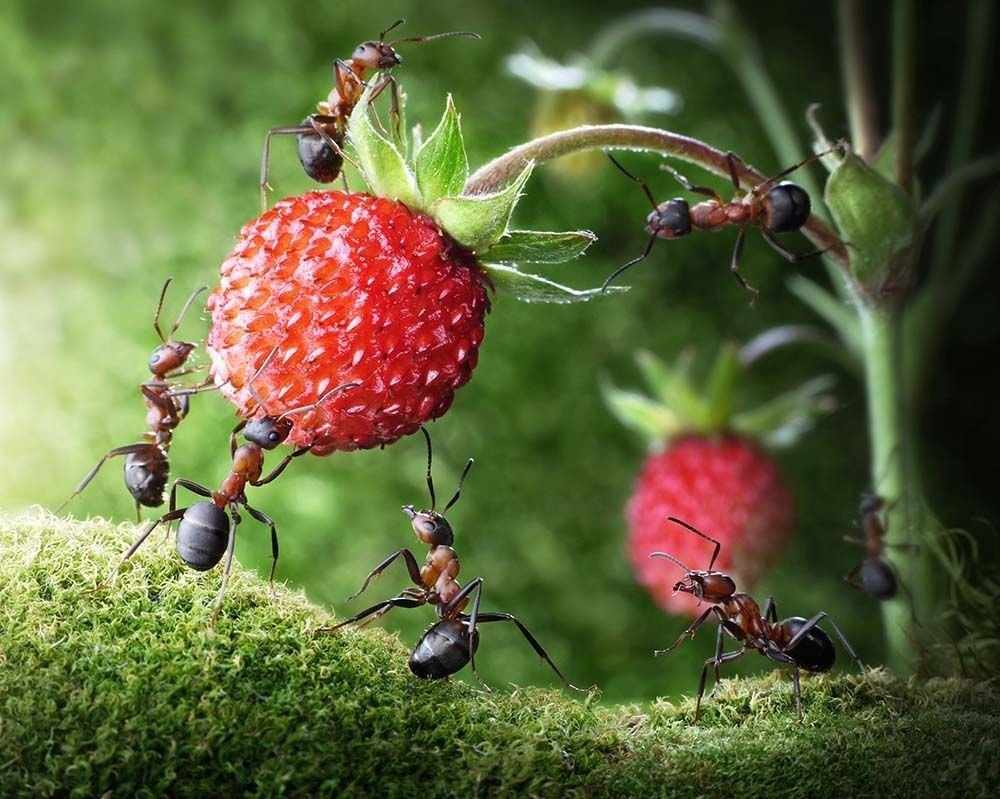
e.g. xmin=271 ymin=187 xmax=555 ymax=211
xmin=208 ymin=92 xmax=608 ymax=452
xmin=605 ymin=342 xmax=835 ymax=616
xmin=207 ymin=191 xmax=489 ymax=453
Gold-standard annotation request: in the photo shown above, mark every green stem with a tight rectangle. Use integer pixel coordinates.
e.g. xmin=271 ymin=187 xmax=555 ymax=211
xmin=892 ymin=0 xmax=916 ymax=192
xmin=859 ymin=306 xmax=932 ymax=673
xmin=466 ymin=124 xmax=851 ymax=274
xmin=838 ymin=0 xmax=880 ymax=162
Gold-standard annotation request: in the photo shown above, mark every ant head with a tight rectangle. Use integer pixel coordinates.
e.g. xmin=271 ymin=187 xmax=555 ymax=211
xmin=351 ymin=40 xmax=402 ymax=70
xmin=148 ymin=341 xmax=195 ymax=377
xmin=762 ymin=182 xmax=811 ymax=233
xmin=243 ymin=415 xmax=294 ymax=450
xmin=859 ymin=492 xmax=885 ymax=516
xmin=402 ymin=505 xmax=454 ymax=547
xmin=647 ymin=199 xmax=691 ymax=240
xmin=407 ymin=427 xmax=473 ymax=548
xmin=671 ymin=570 xmax=737 ymax=603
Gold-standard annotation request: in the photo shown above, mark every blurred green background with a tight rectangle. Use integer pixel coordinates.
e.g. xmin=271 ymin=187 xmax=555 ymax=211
xmin=2 ymin=0 xmax=996 ymax=703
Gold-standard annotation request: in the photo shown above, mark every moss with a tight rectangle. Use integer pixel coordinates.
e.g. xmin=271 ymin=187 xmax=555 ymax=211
xmin=1 ymin=513 xmax=997 ymax=798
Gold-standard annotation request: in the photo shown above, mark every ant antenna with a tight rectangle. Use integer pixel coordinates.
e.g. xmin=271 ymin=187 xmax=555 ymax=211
xmin=379 ymin=18 xmax=405 ymax=41
xmin=650 ymin=551 xmax=690 ymax=573
xmin=602 ymin=234 xmax=657 ymax=293
xmin=392 ymin=30 xmax=482 ymax=46
xmin=244 ymin=345 xmax=282 ymax=416
xmin=606 ymin=152 xmax=659 ymax=211
xmin=152 ymin=280 xmax=208 ymax=344
xmin=443 ymin=459 xmax=474 ymax=514
xmin=420 ymin=426 xmax=436 ymax=511
xmin=278 ymin=381 xmax=361 ymax=420
xmin=666 ymin=516 xmax=722 ymax=572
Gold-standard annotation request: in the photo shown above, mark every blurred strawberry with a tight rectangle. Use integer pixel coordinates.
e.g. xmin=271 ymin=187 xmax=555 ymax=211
xmin=605 ymin=342 xmax=835 ymax=616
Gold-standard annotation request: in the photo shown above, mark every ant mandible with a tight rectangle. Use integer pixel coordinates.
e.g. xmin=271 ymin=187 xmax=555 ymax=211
xmin=317 ymin=427 xmax=586 ymax=692
xmin=59 ymin=278 xmax=207 ymax=521
xmin=604 ymin=143 xmax=844 ymax=304
xmin=259 ymin=19 xmax=480 ymax=210
xmin=843 ymin=493 xmax=912 ymax=601
xmin=97 ymin=347 xmax=358 ymax=624
xmin=652 ymin=516 xmax=880 ymax=722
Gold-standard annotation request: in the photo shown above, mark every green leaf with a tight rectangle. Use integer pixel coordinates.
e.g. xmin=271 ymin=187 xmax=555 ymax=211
xmin=702 ymin=343 xmax=741 ymax=433
xmin=601 ymin=382 xmax=681 ymax=443
xmin=635 ymin=349 xmax=706 ymax=428
xmin=432 ymin=162 xmax=534 ymax=251
xmin=484 ymin=230 xmax=597 ymax=264
xmin=415 ymin=95 xmax=468 ymax=206
xmin=786 ymin=275 xmax=863 ymax=359
xmin=731 ymin=375 xmax=837 ymax=449
xmin=825 ymin=153 xmax=917 ymax=284
xmin=347 ymin=84 xmax=421 ymax=209
xmin=480 ymin=263 xmax=627 ymax=304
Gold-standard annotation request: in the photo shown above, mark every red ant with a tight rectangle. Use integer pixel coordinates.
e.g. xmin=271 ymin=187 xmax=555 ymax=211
xmin=844 ymin=493 xmax=911 ymax=601
xmin=59 ymin=279 xmax=207 ymax=521
xmin=259 ymin=19 xmax=480 ymax=210
xmin=317 ymin=428 xmax=585 ymax=691
xmin=604 ymin=143 xmax=844 ymax=303
xmin=652 ymin=516 xmax=880 ymax=722
xmin=97 ymin=348 xmax=358 ymax=624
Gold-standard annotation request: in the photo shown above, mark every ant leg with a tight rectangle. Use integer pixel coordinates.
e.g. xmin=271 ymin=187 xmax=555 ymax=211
xmin=244 ymin=504 xmax=280 ymax=589
xmin=167 ymin=478 xmax=214 ymax=540
xmin=695 ymin=648 xmax=747 ymax=723
xmin=305 ymin=116 xmax=361 ymax=172
xmin=843 ymin=564 xmax=865 ymax=592
xmin=441 ymin=578 xmax=490 ymax=690
xmin=314 ymin=596 xmax=426 ymax=633
xmin=58 ymin=443 xmax=154 ymax=513
xmin=729 ymin=226 xmax=760 ymax=306
xmin=260 ymin=125 xmax=313 ymax=210
xmin=141 ymin=384 xmax=183 ymax=427
xmin=763 ymin=646 xmax=804 ymax=721
xmin=760 ymin=228 xmax=828 ymax=263
xmin=367 ymin=75 xmax=402 ymax=143
xmin=602 ymin=233 xmax=657 ymax=293
xmin=252 ymin=446 xmax=312 ymax=487
xmin=229 ymin=420 xmax=248 ymax=458
xmin=473 ymin=611 xmax=589 ymax=692
xmin=606 ymin=153 xmax=659 ymax=211
xmin=725 ymin=152 xmax=746 ymax=193
xmin=842 ymin=535 xmax=867 ymax=547
xmin=791 ymin=663 xmax=803 ymax=722
xmin=786 ymin=612 xmax=885 ymax=699
xmin=345 ymin=548 xmax=423 ymax=602
xmin=761 ymin=596 xmax=778 ymax=623
xmin=660 ymin=163 xmax=724 ymax=203
xmin=654 ymin=606 xmax=716 ymax=655
xmin=96 ymin=507 xmax=188 ymax=589
xmin=210 ymin=507 xmax=241 ymax=627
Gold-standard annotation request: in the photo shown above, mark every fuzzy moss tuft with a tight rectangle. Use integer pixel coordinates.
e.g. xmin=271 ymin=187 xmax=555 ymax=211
xmin=1 ymin=513 xmax=997 ymax=798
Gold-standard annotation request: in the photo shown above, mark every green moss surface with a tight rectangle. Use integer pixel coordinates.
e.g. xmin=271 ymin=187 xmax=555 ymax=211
xmin=1 ymin=513 xmax=997 ymax=798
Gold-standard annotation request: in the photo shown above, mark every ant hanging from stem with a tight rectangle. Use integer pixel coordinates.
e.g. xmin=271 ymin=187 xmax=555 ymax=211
xmin=317 ymin=427 xmax=586 ymax=692
xmin=96 ymin=347 xmax=359 ymax=624
xmin=259 ymin=19 xmax=480 ymax=210
xmin=844 ymin=492 xmax=917 ymax=605
xmin=652 ymin=516 xmax=882 ymax=722
xmin=59 ymin=278 xmax=207 ymax=521
xmin=604 ymin=142 xmax=845 ymax=304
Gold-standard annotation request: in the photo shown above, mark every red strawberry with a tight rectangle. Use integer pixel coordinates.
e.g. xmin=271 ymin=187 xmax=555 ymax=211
xmin=627 ymin=435 xmax=793 ymax=616
xmin=207 ymin=191 xmax=490 ymax=454
xmin=605 ymin=344 xmax=835 ymax=617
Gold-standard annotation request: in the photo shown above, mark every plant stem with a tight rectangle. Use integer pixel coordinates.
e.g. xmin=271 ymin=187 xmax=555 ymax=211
xmin=467 ymin=124 xmax=851 ymax=274
xmin=859 ymin=305 xmax=932 ymax=673
xmin=892 ymin=0 xmax=916 ymax=192
xmin=838 ymin=0 xmax=880 ymax=162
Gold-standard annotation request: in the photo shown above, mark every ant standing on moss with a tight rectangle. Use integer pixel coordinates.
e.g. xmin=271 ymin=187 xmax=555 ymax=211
xmin=96 ymin=347 xmax=358 ymax=624
xmin=317 ymin=427 xmax=586 ymax=691
xmin=260 ymin=19 xmax=480 ymax=209
xmin=604 ymin=143 xmax=845 ymax=303
xmin=59 ymin=279 xmax=207 ymax=521
xmin=652 ymin=516 xmax=881 ymax=722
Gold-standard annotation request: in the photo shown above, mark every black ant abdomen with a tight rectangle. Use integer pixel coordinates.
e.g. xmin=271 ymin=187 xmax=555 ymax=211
xmin=781 ymin=616 xmax=836 ymax=672
xmin=762 ymin=182 xmax=812 ymax=233
xmin=124 ymin=448 xmax=170 ymax=508
xmin=857 ymin=560 xmax=897 ymax=600
xmin=175 ymin=501 xmax=230 ymax=572
xmin=409 ymin=618 xmax=480 ymax=680
xmin=296 ymin=118 xmax=344 ymax=184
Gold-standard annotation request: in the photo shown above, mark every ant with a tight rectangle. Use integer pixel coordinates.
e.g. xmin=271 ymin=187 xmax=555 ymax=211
xmin=844 ymin=493 xmax=912 ymax=601
xmin=97 ymin=347 xmax=358 ymax=624
xmin=652 ymin=516 xmax=880 ymax=722
xmin=604 ymin=143 xmax=844 ymax=303
xmin=260 ymin=19 xmax=480 ymax=209
xmin=59 ymin=278 xmax=207 ymax=521
xmin=317 ymin=428 xmax=585 ymax=692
